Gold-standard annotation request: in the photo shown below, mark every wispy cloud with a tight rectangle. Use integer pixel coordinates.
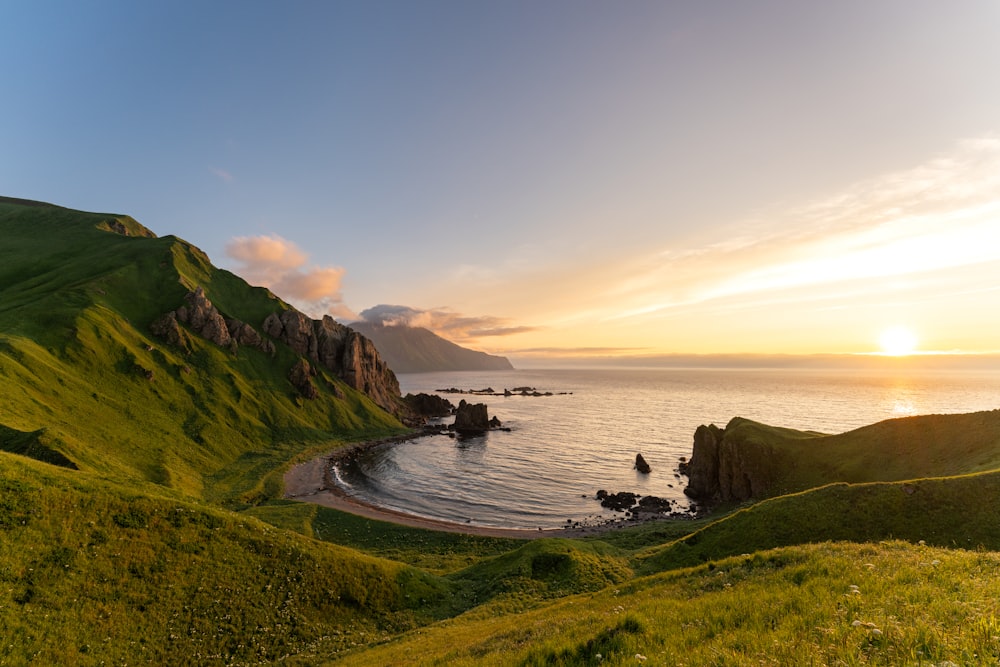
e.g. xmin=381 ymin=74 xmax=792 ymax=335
xmin=210 ymin=166 xmax=235 ymax=183
xmin=225 ymin=235 xmax=353 ymax=319
xmin=607 ymin=135 xmax=1000 ymax=321
xmin=358 ymin=304 xmax=538 ymax=341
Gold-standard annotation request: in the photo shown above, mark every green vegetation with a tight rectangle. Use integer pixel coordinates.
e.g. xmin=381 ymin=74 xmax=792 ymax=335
xmin=3 ymin=197 xmax=1000 ymax=665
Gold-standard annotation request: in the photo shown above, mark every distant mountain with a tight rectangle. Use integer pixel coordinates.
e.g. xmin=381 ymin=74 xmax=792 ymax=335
xmin=350 ymin=321 xmax=514 ymax=373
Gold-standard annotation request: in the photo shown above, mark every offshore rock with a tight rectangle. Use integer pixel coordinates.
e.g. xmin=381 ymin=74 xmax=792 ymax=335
xmin=635 ymin=453 xmax=651 ymax=474
xmin=453 ymin=399 xmax=490 ymax=432
xmin=403 ymin=393 xmax=455 ymax=418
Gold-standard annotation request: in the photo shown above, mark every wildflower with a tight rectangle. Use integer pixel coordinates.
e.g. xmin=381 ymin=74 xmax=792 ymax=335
xmin=595 ymin=654 xmax=603 ymax=661
xmin=635 ymin=655 xmax=647 ymax=662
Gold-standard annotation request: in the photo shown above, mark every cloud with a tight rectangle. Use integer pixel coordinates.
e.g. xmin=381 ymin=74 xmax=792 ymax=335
xmin=357 ymin=304 xmax=538 ymax=341
xmin=225 ymin=234 xmax=352 ymax=318
xmin=210 ymin=166 xmax=235 ymax=183
xmin=605 ymin=134 xmax=1000 ymax=321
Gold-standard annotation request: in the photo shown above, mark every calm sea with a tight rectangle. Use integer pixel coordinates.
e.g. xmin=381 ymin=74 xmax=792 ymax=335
xmin=333 ymin=367 xmax=1000 ymax=530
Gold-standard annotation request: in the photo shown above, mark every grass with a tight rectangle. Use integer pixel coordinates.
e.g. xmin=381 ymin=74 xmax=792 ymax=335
xmin=718 ymin=411 xmax=1000 ymax=500
xmin=5 ymin=196 xmax=1000 ymax=665
xmin=332 ymin=541 xmax=1000 ymax=666
xmin=0 ymin=453 xmax=459 ymax=665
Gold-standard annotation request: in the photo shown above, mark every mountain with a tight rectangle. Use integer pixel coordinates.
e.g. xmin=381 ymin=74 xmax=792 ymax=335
xmin=349 ymin=321 xmax=514 ymax=373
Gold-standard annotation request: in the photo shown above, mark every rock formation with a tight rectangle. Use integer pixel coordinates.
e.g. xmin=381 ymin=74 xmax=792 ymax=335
xmin=288 ymin=359 xmax=318 ymax=399
xmin=683 ymin=418 xmax=779 ymax=504
xmin=452 ymin=399 xmax=492 ymax=432
xmin=262 ymin=309 xmax=401 ymax=414
xmin=403 ymin=393 xmax=455 ymax=417
xmin=153 ymin=288 xmax=402 ymax=415
xmin=176 ymin=287 xmax=232 ymax=347
xmin=635 ymin=453 xmax=651 ymax=474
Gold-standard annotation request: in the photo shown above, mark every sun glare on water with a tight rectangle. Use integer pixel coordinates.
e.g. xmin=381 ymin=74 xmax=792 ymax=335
xmin=879 ymin=326 xmax=918 ymax=356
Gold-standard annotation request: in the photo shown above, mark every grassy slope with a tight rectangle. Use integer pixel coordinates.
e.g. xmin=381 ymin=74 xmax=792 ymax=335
xmin=0 ymin=199 xmax=403 ymax=504
xmin=333 ymin=541 xmax=1000 ymax=666
xmin=723 ymin=411 xmax=1000 ymax=498
xmin=0 ymin=453 xmax=457 ymax=665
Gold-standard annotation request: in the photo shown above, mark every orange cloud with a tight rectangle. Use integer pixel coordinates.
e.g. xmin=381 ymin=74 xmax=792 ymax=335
xmin=225 ymin=234 xmax=351 ymax=318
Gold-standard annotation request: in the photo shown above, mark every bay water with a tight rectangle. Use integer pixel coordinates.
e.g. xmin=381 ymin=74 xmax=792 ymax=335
xmin=333 ymin=366 xmax=1000 ymax=529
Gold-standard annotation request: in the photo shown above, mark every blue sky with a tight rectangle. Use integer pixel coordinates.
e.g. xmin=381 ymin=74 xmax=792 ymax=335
xmin=4 ymin=1 xmax=1000 ymax=359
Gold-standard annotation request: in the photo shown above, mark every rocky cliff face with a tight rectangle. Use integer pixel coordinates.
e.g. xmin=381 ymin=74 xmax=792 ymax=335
xmin=153 ymin=288 xmax=401 ymax=415
xmin=261 ymin=309 xmax=401 ymax=414
xmin=684 ymin=418 xmax=779 ymax=504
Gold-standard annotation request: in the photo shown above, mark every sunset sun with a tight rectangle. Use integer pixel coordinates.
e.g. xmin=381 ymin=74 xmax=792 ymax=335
xmin=879 ymin=326 xmax=918 ymax=356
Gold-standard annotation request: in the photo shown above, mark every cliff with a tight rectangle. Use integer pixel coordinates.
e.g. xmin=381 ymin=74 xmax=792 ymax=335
xmin=683 ymin=410 xmax=1000 ymax=507
xmin=684 ymin=418 xmax=782 ymax=504
xmin=349 ymin=321 xmax=513 ymax=373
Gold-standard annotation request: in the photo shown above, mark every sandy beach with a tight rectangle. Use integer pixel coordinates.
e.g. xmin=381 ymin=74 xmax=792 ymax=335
xmin=282 ymin=444 xmax=629 ymax=539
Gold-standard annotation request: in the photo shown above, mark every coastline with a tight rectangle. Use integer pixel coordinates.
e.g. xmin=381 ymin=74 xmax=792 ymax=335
xmin=282 ymin=436 xmax=649 ymax=539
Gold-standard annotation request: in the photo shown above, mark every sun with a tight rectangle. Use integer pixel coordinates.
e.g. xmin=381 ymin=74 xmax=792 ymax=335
xmin=879 ymin=326 xmax=918 ymax=356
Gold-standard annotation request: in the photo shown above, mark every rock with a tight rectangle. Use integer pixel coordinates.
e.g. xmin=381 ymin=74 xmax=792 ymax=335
xmin=683 ymin=418 xmax=779 ymax=504
xmin=635 ymin=453 xmax=651 ymax=474
xmin=489 ymin=415 xmax=503 ymax=428
xmin=636 ymin=495 xmax=671 ymax=512
xmin=226 ymin=318 xmax=275 ymax=355
xmin=263 ymin=309 xmax=402 ymax=415
xmin=149 ymin=311 xmax=190 ymax=350
xmin=599 ymin=491 xmax=639 ymax=512
xmin=403 ymin=393 xmax=455 ymax=417
xmin=453 ymin=399 xmax=491 ymax=431
xmin=288 ymin=358 xmax=318 ymax=399
xmin=176 ymin=287 xmax=231 ymax=347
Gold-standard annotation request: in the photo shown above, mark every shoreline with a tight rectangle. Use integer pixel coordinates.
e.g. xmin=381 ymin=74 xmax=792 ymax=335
xmin=282 ymin=435 xmax=662 ymax=539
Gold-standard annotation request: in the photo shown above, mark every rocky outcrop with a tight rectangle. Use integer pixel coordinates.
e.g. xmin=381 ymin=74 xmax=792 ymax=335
xmin=226 ymin=318 xmax=275 ymax=355
xmin=151 ymin=288 xmax=274 ymax=355
xmin=288 ymin=359 xmax=318 ymax=399
xmin=453 ymin=400 xmax=491 ymax=432
xmin=635 ymin=453 xmax=651 ymax=474
xmin=262 ymin=310 xmax=401 ymax=414
xmin=403 ymin=393 xmax=455 ymax=417
xmin=151 ymin=288 xmax=402 ymax=415
xmin=683 ymin=418 xmax=779 ymax=504
xmin=149 ymin=311 xmax=190 ymax=350
xmin=176 ymin=287 xmax=231 ymax=347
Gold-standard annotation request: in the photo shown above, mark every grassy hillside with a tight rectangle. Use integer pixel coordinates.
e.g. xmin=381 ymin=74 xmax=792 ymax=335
xmin=0 ymin=453 xmax=457 ymax=665
xmin=695 ymin=411 xmax=1000 ymax=502
xmin=0 ymin=198 xmax=403 ymax=504
xmin=332 ymin=541 xmax=1000 ymax=666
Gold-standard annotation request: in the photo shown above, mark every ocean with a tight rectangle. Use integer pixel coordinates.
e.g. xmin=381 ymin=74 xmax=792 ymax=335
xmin=332 ymin=366 xmax=1000 ymax=530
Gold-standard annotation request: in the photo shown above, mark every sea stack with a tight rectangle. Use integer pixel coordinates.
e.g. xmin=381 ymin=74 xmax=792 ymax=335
xmin=635 ymin=453 xmax=651 ymax=474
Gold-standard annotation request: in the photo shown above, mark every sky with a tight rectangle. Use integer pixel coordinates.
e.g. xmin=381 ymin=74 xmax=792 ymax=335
xmin=4 ymin=1 xmax=1000 ymax=364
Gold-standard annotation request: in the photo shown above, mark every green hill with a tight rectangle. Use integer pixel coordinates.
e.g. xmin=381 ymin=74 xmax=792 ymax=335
xmin=0 ymin=196 xmax=403 ymax=504
xmin=4 ymin=195 xmax=1000 ymax=665
xmin=684 ymin=411 xmax=1000 ymax=504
